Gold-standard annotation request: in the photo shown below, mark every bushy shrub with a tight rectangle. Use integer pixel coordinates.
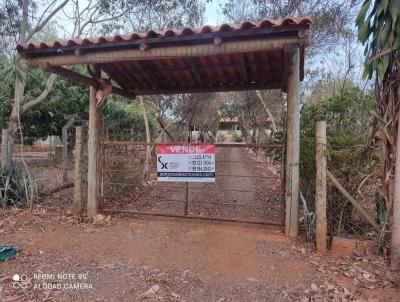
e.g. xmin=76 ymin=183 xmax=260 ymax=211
xmin=0 ymin=165 xmax=37 ymax=209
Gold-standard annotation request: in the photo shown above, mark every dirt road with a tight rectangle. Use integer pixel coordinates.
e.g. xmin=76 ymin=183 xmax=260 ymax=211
xmin=109 ymin=146 xmax=282 ymax=223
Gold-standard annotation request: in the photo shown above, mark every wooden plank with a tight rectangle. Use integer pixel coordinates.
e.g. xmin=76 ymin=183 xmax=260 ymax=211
xmin=315 ymin=121 xmax=327 ymax=253
xmin=282 ymin=44 xmax=297 ymax=92
xmin=102 ymin=141 xmax=283 ymax=148
xmin=117 ymin=59 xmax=276 ymax=74
xmin=130 ymin=81 xmax=282 ymax=95
xmin=102 ymin=208 xmax=282 ymax=226
xmin=327 ymin=170 xmax=380 ymax=230
xmin=285 ymin=44 xmax=300 ymax=238
xmin=39 ymin=63 xmax=136 ymax=99
xmin=87 ymin=83 xmax=100 ymax=218
xmin=25 ymin=37 xmax=304 ymax=67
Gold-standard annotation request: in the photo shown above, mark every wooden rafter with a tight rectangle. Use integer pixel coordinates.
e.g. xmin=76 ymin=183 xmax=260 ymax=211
xmin=282 ymin=43 xmax=297 ymax=92
xmin=39 ymin=63 xmax=136 ymax=99
xmin=129 ymin=81 xmax=282 ymax=95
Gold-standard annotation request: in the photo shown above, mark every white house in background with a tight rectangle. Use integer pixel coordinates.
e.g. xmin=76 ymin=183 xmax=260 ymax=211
xmin=216 ymin=117 xmax=241 ymax=142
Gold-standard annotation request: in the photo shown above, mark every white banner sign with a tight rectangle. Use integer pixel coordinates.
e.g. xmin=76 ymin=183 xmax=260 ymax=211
xmin=156 ymin=144 xmax=215 ymax=182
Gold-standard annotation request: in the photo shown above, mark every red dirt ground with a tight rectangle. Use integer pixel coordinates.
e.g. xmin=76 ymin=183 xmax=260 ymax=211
xmin=0 ymin=207 xmax=399 ymax=301
xmin=0 ymin=147 xmax=399 ymax=301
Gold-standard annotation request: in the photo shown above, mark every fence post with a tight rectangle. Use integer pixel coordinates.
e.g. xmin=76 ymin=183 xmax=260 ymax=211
xmin=315 ymin=121 xmax=327 ymax=253
xmin=1 ymin=129 xmax=9 ymax=172
xmin=87 ymin=85 xmax=100 ymax=217
xmin=62 ymin=118 xmax=75 ymax=183
xmin=74 ymin=126 xmax=83 ymax=213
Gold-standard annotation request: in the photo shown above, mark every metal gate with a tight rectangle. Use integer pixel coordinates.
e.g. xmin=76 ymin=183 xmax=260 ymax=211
xmin=101 ymin=141 xmax=284 ymax=225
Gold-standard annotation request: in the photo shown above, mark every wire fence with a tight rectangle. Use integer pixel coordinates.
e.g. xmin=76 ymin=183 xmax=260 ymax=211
xmin=301 ymin=142 xmax=383 ymax=249
xmin=100 ymin=139 xmax=284 ymax=224
xmin=1 ymin=122 xmax=385 ymax=250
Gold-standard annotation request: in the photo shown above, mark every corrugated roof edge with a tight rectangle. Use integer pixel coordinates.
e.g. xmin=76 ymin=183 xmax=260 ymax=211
xmin=17 ymin=17 xmax=312 ymax=52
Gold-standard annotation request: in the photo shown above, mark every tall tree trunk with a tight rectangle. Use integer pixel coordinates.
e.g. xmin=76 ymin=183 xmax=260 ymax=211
xmin=391 ymin=92 xmax=400 ymax=270
xmin=6 ymin=0 xmax=29 ymax=170
xmin=239 ymin=111 xmax=251 ymax=143
xmin=256 ymin=90 xmax=277 ymax=135
xmin=140 ymin=96 xmax=151 ymax=181
xmin=371 ymin=75 xmax=399 ymax=245
xmin=251 ymin=126 xmax=257 ymax=144
xmin=7 ymin=79 xmax=25 ymax=170
xmin=156 ymin=116 xmax=175 ymax=141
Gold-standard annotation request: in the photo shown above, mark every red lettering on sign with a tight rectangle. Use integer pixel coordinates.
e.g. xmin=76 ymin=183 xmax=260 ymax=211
xmin=157 ymin=144 xmax=215 ymax=154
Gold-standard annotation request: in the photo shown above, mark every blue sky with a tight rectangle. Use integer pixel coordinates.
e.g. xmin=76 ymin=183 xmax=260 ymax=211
xmin=204 ymin=0 xmax=225 ymax=25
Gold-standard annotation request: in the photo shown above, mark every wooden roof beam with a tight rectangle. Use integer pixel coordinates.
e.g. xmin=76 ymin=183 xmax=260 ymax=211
xmin=39 ymin=63 xmax=136 ymax=100
xmin=25 ymin=37 xmax=305 ymax=67
xmin=282 ymin=43 xmax=297 ymax=92
xmin=129 ymin=81 xmax=282 ymax=95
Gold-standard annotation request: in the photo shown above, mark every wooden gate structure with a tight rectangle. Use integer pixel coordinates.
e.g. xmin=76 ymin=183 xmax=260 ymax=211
xmin=100 ymin=141 xmax=284 ymax=226
xmin=17 ymin=17 xmax=312 ymax=237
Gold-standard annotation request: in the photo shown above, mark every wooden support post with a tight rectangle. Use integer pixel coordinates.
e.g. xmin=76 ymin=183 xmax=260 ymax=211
xmin=74 ymin=126 xmax=83 ymax=213
xmin=62 ymin=118 xmax=74 ymax=183
xmin=315 ymin=121 xmax=327 ymax=253
xmin=87 ymin=85 xmax=101 ymax=217
xmin=1 ymin=129 xmax=9 ymax=172
xmin=285 ymin=44 xmax=300 ymax=238
xmin=280 ymin=144 xmax=286 ymax=226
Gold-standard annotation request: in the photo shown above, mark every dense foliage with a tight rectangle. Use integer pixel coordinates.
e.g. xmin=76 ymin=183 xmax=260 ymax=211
xmin=102 ymin=98 xmax=157 ymax=141
xmin=299 ymin=81 xmax=378 ymax=242
xmin=0 ymin=60 xmax=156 ymax=141
xmin=301 ymin=81 xmax=373 ymax=180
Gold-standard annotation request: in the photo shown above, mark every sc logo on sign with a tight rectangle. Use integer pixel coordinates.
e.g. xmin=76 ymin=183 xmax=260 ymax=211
xmin=12 ymin=274 xmax=29 ymax=289
xmin=158 ymin=156 xmax=168 ymax=169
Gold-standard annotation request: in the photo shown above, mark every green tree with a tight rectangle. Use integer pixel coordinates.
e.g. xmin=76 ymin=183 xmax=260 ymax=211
xmin=356 ymin=0 xmax=400 ymax=269
xmin=102 ymin=99 xmax=157 ymax=141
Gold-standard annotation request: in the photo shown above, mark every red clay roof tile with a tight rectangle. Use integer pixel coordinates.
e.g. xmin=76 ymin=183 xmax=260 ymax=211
xmin=17 ymin=17 xmax=312 ymax=52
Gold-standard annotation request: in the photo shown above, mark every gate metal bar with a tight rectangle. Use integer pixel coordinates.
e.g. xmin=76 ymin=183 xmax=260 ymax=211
xmin=102 ymin=208 xmax=282 ymax=226
xmin=102 ymin=141 xmax=284 ymax=226
xmin=103 ymin=141 xmax=283 ymax=148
